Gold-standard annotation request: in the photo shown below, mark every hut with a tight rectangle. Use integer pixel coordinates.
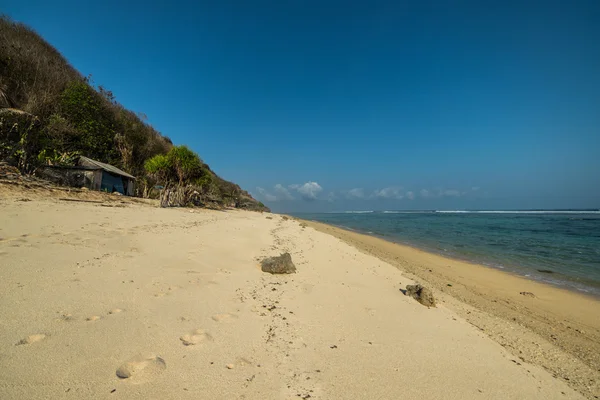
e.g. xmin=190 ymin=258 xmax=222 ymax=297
xmin=39 ymin=156 xmax=136 ymax=196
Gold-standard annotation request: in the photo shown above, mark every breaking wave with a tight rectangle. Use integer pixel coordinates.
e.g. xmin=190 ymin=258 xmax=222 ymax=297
xmin=435 ymin=210 xmax=599 ymax=214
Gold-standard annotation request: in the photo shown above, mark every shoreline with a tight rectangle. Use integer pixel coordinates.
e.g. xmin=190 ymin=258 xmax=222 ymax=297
xmin=299 ymin=218 xmax=600 ymax=397
xmin=309 ymin=220 xmax=600 ymax=299
xmin=1 ymin=187 xmax=598 ymax=399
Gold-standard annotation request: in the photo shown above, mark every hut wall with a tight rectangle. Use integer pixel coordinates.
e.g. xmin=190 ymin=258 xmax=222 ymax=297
xmin=92 ymin=170 xmax=103 ymax=191
xmin=126 ymin=179 xmax=134 ymax=196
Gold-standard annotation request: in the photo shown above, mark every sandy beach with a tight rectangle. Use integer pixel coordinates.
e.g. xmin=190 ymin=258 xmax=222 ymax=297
xmin=0 ymin=186 xmax=598 ymax=399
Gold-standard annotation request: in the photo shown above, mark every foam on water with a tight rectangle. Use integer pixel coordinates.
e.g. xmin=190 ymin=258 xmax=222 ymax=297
xmin=435 ymin=210 xmax=600 ymax=214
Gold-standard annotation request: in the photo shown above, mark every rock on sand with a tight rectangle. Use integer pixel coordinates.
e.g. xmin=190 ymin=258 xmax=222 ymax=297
xmin=261 ymin=253 xmax=296 ymax=274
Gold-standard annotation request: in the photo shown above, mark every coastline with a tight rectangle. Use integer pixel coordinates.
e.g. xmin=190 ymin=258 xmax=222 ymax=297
xmin=294 ymin=215 xmax=600 ymax=297
xmin=300 ymin=218 xmax=600 ymax=397
xmin=0 ymin=187 xmax=598 ymax=399
xmin=322 ymin=221 xmax=600 ymax=298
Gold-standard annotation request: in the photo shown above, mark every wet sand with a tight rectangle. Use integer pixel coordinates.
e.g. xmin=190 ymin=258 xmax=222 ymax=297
xmin=304 ymin=219 xmax=600 ymax=398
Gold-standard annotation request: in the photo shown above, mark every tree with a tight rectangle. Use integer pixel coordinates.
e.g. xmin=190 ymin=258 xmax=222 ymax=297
xmin=167 ymin=145 xmax=202 ymax=184
xmin=144 ymin=154 xmax=171 ymax=184
xmin=144 ymin=145 xmax=204 ymax=186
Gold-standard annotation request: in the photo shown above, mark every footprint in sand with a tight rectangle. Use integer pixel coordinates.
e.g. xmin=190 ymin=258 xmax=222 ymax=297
xmin=116 ymin=353 xmax=166 ymax=382
xmin=180 ymin=329 xmax=213 ymax=346
xmin=211 ymin=313 xmax=238 ymax=323
xmin=86 ymin=315 xmax=101 ymax=321
xmin=16 ymin=334 xmax=46 ymax=345
xmin=236 ymin=357 xmax=252 ymax=367
xmin=57 ymin=313 xmax=75 ymax=322
xmin=226 ymin=357 xmax=253 ymax=370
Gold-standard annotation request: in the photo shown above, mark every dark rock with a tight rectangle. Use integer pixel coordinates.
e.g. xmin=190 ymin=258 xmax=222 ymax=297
xmin=537 ymin=269 xmax=553 ymax=274
xmin=520 ymin=291 xmax=535 ymax=298
xmin=404 ymin=284 xmax=436 ymax=307
xmin=261 ymin=253 xmax=296 ymax=274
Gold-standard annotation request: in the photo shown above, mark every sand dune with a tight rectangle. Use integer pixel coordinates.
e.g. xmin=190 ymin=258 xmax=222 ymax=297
xmin=0 ymin=192 xmax=592 ymax=399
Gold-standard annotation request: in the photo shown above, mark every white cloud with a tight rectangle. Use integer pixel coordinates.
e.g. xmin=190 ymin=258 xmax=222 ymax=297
xmin=256 ymin=187 xmax=277 ymax=202
xmin=257 ymin=181 xmax=324 ymax=202
xmin=256 ymin=183 xmax=295 ymax=202
xmin=420 ymin=189 xmax=431 ymax=198
xmin=419 ymin=188 xmax=464 ymax=199
xmin=346 ymin=188 xmax=365 ymax=199
xmin=258 ymin=182 xmax=476 ymax=204
xmin=443 ymin=189 xmax=461 ymax=197
xmin=274 ymin=184 xmax=294 ymax=200
xmin=289 ymin=181 xmax=323 ymax=201
xmin=373 ymin=186 xmax=404 ymax=199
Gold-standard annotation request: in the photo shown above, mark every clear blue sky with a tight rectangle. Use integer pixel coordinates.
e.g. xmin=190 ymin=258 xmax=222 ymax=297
xmin=5 ymin=0 xmax=600 ymax=211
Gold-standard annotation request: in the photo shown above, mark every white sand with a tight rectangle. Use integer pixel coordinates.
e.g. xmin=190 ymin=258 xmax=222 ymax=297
xmin=0 ymin=197 xmax=586 ymax=399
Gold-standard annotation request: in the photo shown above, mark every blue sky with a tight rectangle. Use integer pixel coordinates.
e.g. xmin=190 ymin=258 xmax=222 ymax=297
xmin=4 ymin=1 xmax=600 ymax=212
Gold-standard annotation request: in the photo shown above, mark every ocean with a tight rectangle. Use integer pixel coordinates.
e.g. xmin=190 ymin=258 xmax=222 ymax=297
xmin=291 ymin=210 xmax=600 ymax=296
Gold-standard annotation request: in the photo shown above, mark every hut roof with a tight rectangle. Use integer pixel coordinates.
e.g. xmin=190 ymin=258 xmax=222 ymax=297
xmin=78 ymin=156 xmax=136 ymax=180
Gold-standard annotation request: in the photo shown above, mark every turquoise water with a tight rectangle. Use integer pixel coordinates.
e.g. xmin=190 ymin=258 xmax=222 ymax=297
xmin=292 ymin=211 xmax=600 ymax=296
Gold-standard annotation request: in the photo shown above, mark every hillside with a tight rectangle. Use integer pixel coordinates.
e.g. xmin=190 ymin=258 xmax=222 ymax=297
xmin=0 ymin=15 xmax=268 ymax=211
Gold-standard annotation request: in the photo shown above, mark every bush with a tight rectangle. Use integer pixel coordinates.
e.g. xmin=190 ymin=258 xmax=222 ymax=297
xmin=168 ymin=145 xmax=202 ymax=184
xmin=59 ymin=81 xmax=117 ymax=162
xmin=144 ymin=146 xmax=205 ymax=185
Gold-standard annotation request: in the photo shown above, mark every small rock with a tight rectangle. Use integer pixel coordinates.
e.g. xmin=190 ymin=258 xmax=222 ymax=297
xmin=520 ymin=291 xmax=535 ymax=298
xmin=261 ymin=253 xmax=296 ymax=274
xmin=404 ymin=284 xmax=436 ymax=307
xmin=226 ymin=364 xmax=235 ymax=369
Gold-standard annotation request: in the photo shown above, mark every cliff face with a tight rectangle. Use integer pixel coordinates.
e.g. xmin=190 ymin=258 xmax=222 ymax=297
xmin=0 ymin=16 xmax=268 ymax=211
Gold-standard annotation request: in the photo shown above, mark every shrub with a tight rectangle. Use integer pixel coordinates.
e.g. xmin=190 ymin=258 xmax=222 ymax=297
xmin=59 ymin=81 xmax=117 ymax=162
xmin=144 ymin=146 xmax=205 ymax=186
xmin=167 ymin=145 xmax=202 ymax=184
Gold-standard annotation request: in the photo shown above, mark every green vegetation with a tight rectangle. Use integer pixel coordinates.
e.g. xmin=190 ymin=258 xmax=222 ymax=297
xmin=145 ymin=145 xmax=205 ymax=186
xmin=0 ymin=15 xmax=268 ymax=211
xmin=143 ymin=145 xmax=261 ymax=209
